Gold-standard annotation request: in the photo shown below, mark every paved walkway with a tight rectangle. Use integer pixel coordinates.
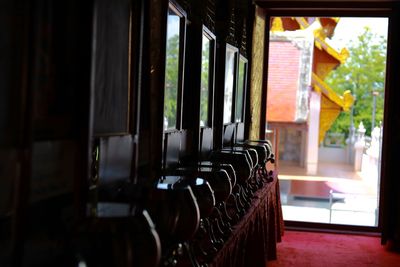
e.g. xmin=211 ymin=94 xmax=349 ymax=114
xmin=277 ymin=161 xmax=379 ymax=226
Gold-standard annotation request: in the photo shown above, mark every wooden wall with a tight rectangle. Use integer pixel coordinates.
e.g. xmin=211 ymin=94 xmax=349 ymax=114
xmin=0 ymin=0 xmax=258 ymax=265
xmin=249 ymin=6 xmax=266 ymax=140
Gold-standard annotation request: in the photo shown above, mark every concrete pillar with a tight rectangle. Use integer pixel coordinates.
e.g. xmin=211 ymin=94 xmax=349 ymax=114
xmin=354 ymin=141 xmax=364 ymax=171
xmin=354 ymin=122 xmax=366 ymax=171
xmin=306 ymin=91 xmax=321 ymax=175
xmin=346 ymin=124 xmax=356 ymax=165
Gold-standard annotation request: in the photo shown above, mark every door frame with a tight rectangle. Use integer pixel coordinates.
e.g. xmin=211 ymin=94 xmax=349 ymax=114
xmin=255 ymin=0 xmax=398 ymax=233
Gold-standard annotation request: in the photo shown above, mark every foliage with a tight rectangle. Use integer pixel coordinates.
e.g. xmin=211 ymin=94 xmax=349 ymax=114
xmin=325 ymin=27 xmax=387 ymax=136
xmin=200 ymin=38 xmax=210 ymax=126
xmin=165 ymin=33 xmax=212 ymax=129
xmin=164 ymin=34 xmax=180 ymax=129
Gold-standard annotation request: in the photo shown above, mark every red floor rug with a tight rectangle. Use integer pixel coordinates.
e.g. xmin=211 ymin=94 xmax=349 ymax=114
xmin=268 ymin=230 xmax=400 ymax=267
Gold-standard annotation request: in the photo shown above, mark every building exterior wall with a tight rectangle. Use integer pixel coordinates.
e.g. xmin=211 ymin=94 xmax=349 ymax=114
xmin=278 ymin=128 xmax=303 ymax=164
xmin=267 ymin=40 xmax=302 ymax=122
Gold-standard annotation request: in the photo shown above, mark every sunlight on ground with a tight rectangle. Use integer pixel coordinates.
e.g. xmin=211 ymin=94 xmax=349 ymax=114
xmin=282 ymin=204 xmax=377 ymax=226
xmin=279 ymin=162 xmax=379 ymax=226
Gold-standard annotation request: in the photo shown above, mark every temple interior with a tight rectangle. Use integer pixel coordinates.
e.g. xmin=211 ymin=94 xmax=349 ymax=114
xmin=1 ymin=0 xmax=400 ymax=266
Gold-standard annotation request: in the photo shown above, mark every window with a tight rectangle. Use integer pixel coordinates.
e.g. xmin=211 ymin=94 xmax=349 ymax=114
xmin=223 ymin=45 xmax=238 ymax=124
xmin=235 ymin=56 xmax=248 ymax=122
xmin=164 ymin=2 xmax=186 ymax=130
xmin=200 ymin=27 xmax=216 ymax=127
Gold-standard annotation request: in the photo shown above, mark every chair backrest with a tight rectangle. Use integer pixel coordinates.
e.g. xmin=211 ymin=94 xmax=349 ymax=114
xmin=223 ymin=124 xmax=236 ymax=147
xmin=199 ymin=127 xmax=213 ymax=160
xmin=163 ymin=131 xmax=181 ymax=170
xmin=236 ymin=122 xmax=245 ymax=143
xmin=179 ymin=129 xmax=194 ymax=164
xmin=99 ymin=135 xmax=133 ymax=185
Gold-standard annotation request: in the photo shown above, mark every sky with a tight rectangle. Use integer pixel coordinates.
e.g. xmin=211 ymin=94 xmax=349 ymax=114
xmin=329 ymin=17 xmax=389 ymax=49
xmin=167 ymin=15 xmax=180 ymax=40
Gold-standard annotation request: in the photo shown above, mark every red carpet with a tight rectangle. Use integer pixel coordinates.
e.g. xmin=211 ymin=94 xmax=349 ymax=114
xmin=268 ymin=230 xmax=400 ymax=267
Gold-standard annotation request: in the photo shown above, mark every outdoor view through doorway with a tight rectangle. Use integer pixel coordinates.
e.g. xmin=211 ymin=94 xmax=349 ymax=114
xmin=266 ymin=17 xmax=388 ymax=226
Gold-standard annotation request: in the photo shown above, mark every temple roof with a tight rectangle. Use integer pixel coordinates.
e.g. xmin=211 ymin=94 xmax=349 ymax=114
xmin=270 ymin=17 xmax=314 ymax=32
xmin=312 ymin=73 xmax=354 ymax=112
xmin=314 ymin=28 xmax=349 ymax=65
xmin=312 ymin=72 xmax=355 ymax=143
xmin=313 ymin=25 xmax=349 ymax=79
xmin=267 ymin=17 xmax=354 ymax=142
xmin=318 ymin=17 xmax=340 ymax=38
xmin=311 ymin=19 xmax=354 ymax=143
xmin=270 ymin=17 xmax=339 ymax=35
xmin=271 ymin=17 xmax=349 ymax=79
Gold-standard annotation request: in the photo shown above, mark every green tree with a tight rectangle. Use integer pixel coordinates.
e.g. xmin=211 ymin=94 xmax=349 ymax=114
xmin=200 ymin=37 xmax=210 ymax=126
xmin=164 ymin=34 xmax=180 ymax=129
xmin=325 ymin=27 xmax=387 ymax=136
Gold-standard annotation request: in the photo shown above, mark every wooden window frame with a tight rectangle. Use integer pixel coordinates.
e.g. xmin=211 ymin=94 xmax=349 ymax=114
xmin=200 ymin=26 xmax=216 ymax=128
xmin=223 ymin=43 xmax=239 ymax=125
xmin=235 ymin=55 xmax=248 ymax=123
xmin=163 ymin=0 xmax=187 ymax=132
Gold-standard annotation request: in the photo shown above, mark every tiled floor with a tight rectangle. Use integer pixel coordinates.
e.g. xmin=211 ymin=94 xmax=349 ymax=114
xmin=278 ymin=161 xmax=379 ymax=226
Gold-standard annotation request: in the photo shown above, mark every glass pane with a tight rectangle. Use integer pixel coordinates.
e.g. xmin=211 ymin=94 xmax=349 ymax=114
xmin=235 ymin=59 xmax=246 ymax=122
xmin=200 ymin=35 xmax=210 ymax=127
xmin=164 ymin=9 xmax=180 ymax=130
xmin=224 ymin=48 xmax=236 ymax=124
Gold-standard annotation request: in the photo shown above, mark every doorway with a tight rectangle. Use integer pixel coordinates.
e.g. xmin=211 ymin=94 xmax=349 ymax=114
xmin=265 ymin=16 xmax=388 ymax=227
